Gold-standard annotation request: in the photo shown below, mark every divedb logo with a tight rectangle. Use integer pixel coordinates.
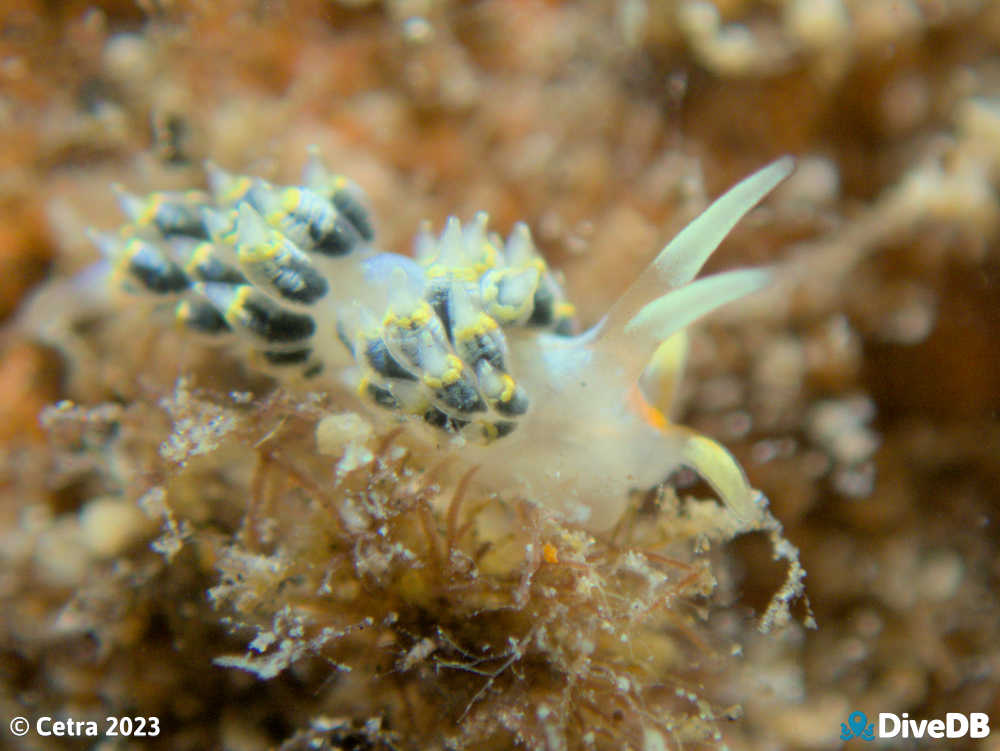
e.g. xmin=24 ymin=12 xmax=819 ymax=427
xmin=841 ymin=711 xmax=990 ymax=742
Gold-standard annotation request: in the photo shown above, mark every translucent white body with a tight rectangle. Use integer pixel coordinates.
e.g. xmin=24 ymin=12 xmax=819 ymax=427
xmin=329 ymin=158 xmax=794 ymax=528
xmin=84 ymin=154 xmax=794 ymax=532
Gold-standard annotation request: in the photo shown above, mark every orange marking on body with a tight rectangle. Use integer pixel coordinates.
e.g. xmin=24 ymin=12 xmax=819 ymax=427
xmin=627 ymin=382 xmax=668 ymax=432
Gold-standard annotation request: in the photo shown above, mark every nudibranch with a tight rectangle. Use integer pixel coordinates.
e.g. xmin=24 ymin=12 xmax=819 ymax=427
xmin=92 ymin=152 xmax=793 ymax=530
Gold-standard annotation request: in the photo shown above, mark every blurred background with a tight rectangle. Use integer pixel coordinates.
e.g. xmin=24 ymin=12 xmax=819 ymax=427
xmin=1 ymin=0 xmax=999 ymax=749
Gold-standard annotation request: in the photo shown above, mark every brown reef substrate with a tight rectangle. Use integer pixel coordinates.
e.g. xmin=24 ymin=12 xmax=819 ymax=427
xmin=2 ymin=1 xmax=999 ymax=749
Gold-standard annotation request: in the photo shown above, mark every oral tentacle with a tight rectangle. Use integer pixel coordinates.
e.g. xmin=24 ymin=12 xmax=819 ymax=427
xmin=601 ymin=156 xmax=793 ymax=340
